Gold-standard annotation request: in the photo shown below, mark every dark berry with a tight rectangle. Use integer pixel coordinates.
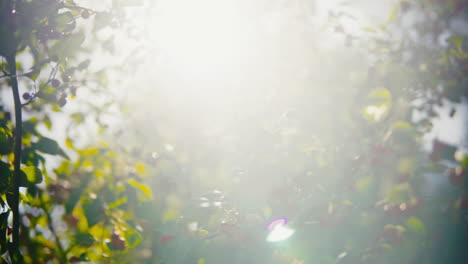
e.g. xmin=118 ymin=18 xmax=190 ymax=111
xmin=82 ymin=10 xmax=90 ymax=19
xmin=51 ymin=79 xmax=61 ymax=88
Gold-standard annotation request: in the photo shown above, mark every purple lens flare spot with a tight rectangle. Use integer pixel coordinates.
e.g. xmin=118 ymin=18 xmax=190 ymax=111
xmin=267 ymin=217 xmax=288 ymax=231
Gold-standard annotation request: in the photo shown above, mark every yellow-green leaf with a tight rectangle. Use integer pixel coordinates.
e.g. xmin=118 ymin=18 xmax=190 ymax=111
xmin=135 ymin=162 xmax=146 ymax=176
xmin=198 ymin=229 xmax=209 ymax=237
xmin=21 ymin=166 xmax=43 ymax=184
xmin=128 ymin=179 xmax=152 ymax=199
xmin=362 ymin=26 xmax=376 ymax=32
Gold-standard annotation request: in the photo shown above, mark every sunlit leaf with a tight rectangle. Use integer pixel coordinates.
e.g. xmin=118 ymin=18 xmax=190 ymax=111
xmin=128 ymin=179 xmax=152 ymax=199
xmin=198 ymin=229 xmax=209 ymax=237
xmin=20 ymin=166 xmax=43 ymax=184
xmin=385 ymin=4 xmax=399 ymax=24
xmin=362 ymin=26 xmax=377 ymax=32
xmin=363 ymin=88 xmax=392 ymax=122
xmin=135 ymin=162 xmax=146 ymax=176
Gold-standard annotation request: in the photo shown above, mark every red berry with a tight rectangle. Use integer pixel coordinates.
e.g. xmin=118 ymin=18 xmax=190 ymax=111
xmin=112 ymin=237 xmax=126 ymax=250
xmin=111 ymin=232 xmax=126 ymax=250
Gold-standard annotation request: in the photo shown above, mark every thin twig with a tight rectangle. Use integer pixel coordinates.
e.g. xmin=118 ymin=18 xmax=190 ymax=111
xmin=21 ymin=65 xmax=58 ymax=108
xmin=38 ymin=192 xmax=67 ymax=262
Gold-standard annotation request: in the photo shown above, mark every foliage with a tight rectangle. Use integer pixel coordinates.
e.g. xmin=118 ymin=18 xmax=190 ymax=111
xmin=0 ymin=0 xmax=467 ymax=264
xmin=0 ymin=0 xmax=150 ymax=263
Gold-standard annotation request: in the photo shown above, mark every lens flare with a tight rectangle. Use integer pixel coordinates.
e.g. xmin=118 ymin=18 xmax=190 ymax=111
xmin=266 ymin=218 xmax=295 ymax=242
xmin=267 ymin=217 xmax=288 ymax=231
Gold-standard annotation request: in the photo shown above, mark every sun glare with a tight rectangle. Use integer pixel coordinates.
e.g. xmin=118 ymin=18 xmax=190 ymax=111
xmin=147 ymin=0 xmax=256 ymax=80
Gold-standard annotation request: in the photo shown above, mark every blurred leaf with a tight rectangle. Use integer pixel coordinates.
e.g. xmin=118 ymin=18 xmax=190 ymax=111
xmin=363 ymin=88 xmax=392 ymax=122
xmin=20 ymin=166 xmax=43 ymax=184
xmin=406 ymin=217 xmax=426 ymax=235
xmin=83 ymin=197 xmax=104 ymax=227
xmin=397 ymin=157 xmax=415 ymax=175
xmin=0 ymin=161 xmax=11 ymax=193
xmin=0 ymin=130 xmax=13 ymax=155
xmin=21 ymin=148 xmax=45 ymax=167
xmin=198 ymin=229 xmax=209 ymax=237
xmin=356 ymin=177 xmax=373 ymax=193
xmin=448 ymin=35 xmax=463 ymax=50
xmin=49 ymin=31 xmax=85 ymax=59
xmin=162 ymin=209 xmax=177 ymax=222
xmin=387 ymin=5 xmax=398 ymax=23
xmin=0 ymin=211 xmax=9 ymax=248
xmin=362 ymin=27 xmax=377 ymax=32
xmin=135 ymin=162 xmax=146 ymax=176
xmin=387 ymin=184 xmax=409 ymax=204
xmin=76 ymin=233 xmax=95 ymax=247
xmin=128 ymin=179 xmax=152 ymax=199
xmin=32 ymin=137 xmax=69 ymax=159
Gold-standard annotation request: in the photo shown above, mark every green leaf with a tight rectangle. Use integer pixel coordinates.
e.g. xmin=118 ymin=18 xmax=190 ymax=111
xmin=0 ymin=129 xmax=13 ymax=155
xmin=36 ymin=87 xmax=59 ymax=103
xmin=83 ymin=197 xmax=104 ymax=227
xmin=32 ymin=137 xmax=69 ymax=159
xmin=55 ymin=12 xmax=74 ymax=25
xmin=66 ymin=173 xmax=91 ymax=214
xmin=22 ymin=148 xmax=46 ymax=167
xmin=20 ymin=166 xmax=43 ymax=184
xmin=76 ymin=233 xmax=96 ymax=247
xmin=0 ymin=161 xmax=11 ymax=193
xmin=19 ymin=192 xmax=31 ymax=205
xmin=406 ymin=217 xmax=426 ymax=235
xmin=53 ymin=12 xmax=76 ymax=33
xmin=49 ymin=31 xmax=85 ymax=59
xmin=0 ymin=211 xmax=10 ymax=253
